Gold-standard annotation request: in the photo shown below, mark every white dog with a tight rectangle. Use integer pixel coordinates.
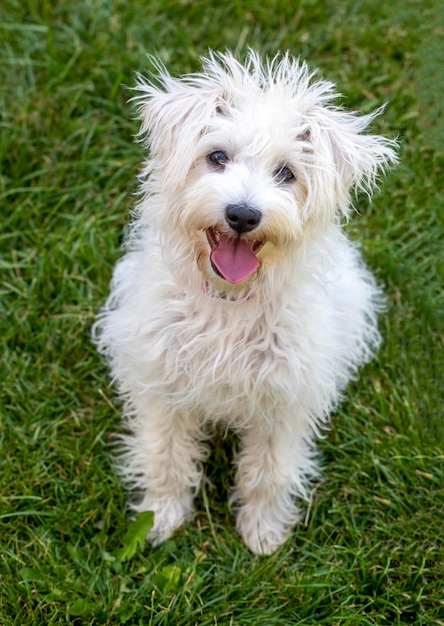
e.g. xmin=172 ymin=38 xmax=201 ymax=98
xmin=94 ymin=50 xmax=397 ymax=555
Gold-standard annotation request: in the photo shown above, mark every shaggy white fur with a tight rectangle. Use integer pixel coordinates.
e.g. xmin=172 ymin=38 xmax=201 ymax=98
xmin=93 ymin=50 xmax=397 ymax=555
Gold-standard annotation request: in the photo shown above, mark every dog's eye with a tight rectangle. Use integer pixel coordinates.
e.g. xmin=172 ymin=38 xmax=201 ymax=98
xmin=274 ymin=165 xmax=295 ymax=183
xmin=208 ymin=150 xmax=229 ymax=169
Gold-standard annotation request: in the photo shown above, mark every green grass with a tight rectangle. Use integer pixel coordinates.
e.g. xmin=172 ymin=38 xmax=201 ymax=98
xmin=1 ymin=0 xmax=443 ymax=624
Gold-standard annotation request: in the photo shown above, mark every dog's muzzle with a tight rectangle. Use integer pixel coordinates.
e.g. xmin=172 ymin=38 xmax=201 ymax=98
xmin=205 ymin=204 xmax=264 ymax=284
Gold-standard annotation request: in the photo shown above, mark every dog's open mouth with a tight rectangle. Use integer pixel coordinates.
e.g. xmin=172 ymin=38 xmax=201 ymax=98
xmin=206 ymin=227 xmax=264 ymax=284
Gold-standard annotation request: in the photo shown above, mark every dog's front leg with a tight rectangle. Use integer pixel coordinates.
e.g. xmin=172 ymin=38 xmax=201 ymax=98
xmin=233 ymin=417 xmax=313 ymax=555
xmin=123 ymin=398 xmax=205 ymax=545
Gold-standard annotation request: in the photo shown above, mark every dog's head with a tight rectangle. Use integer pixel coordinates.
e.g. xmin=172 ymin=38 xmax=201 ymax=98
xmin=134 ymin=51 xmax=397 ymax=293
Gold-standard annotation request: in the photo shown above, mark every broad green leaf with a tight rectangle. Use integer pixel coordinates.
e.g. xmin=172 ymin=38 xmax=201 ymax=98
xmin=152 ymin=565 xmax=182 ymax=592
xmin=113 ymin=511 xmax=154 ymax=562
xmin=19 ymin=568 xmax=45 ymax=583
xmin=68 ymin=598 xmax=92 ymax=617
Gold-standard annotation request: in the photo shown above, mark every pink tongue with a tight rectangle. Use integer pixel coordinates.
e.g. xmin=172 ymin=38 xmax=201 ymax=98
xmin=211 ymin=234 xmax=259 ymax=284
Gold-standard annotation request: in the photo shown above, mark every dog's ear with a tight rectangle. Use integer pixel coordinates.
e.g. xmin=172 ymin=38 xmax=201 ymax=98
xmin=133 ymin=73 xmax=214 ymax=177
xmin=133 ymin=59 xmax=236 ymax=183
xmin=306 ymin=105 xmax=398 ymax=218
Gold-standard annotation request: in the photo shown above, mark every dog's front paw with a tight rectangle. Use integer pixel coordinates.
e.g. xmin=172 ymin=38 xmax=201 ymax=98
xmin=134 ymin=495 xmax=194 ymax=546
xmin=236 ymin=505 xmax=300 ymax=555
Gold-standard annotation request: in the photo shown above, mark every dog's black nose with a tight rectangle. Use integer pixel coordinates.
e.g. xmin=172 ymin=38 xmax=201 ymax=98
xmin=225 ymin=203 xmax=262 ymax=234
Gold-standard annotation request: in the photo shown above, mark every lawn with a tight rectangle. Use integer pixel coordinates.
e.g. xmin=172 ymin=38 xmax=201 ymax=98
xmin=1 ymin=0 xmax=443 ymax=624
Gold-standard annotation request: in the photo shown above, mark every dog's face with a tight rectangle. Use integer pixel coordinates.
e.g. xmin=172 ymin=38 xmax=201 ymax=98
xmin=177 ymin=96 xmax=313 ymax=288
xmin=135 ymin=51 xmax=397 ymax=292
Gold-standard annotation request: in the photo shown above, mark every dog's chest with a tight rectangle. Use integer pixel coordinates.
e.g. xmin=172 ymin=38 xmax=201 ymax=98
xmin=161 ymin=305 xmax=300 ymax=418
